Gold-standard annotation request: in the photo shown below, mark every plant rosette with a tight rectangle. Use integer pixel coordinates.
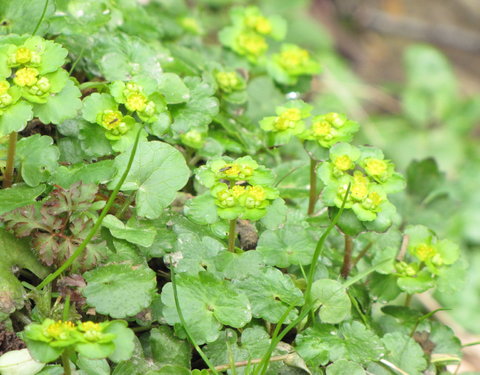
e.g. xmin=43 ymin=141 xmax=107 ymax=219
xmin=260 ymin=100 xmax=313 ymax=146
xmin=211 ymin=182 xmax=279 ymax=221
xmin=109 ymin=80 xmax=169 ymax=125
xmin=300 ymin=112 xmax=359 ymax=148
xmin=195 ymin=155 xmax=275 ymax=188
xmin=1 ymin=35 xmax=68 ymax=79
xmin=267 ymin=44 xmax=321 ymax=85
xmin=319 ymin=142 xmax=405 ymax=234
xmin=405 ymin=225 xmax=460 ymax=275
xmin=219 ymin=6 xmax=286 ymax=63
xmin=0 ymin=35 xmax=80 ymax=134
xmin=23 ymin=319 xmax=134 ymax=363
xmin=82 ymin=92 xmax=139 ymax=149
xmin=214 ymin=70 xmax=247 ymax=104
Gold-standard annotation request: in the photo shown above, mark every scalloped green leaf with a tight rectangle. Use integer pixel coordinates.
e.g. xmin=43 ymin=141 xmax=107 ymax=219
xmin=161 ymin=271 xmax=252 ymax=345
xmin=83 ymin=263 xmax=157 ymax=318
xmin=311 ymin=279 xmax=351 ymax=324
xmin=108 ymin=141 xmax=190 ymax=219
xmin=103 ymin=215 xmax=157 ymax=248
xmin=32 ymin=79 xmax=82 ymax=124
xmin=0 ymin=101 xmax=33 ymax=136
xmin=16 ymin=135 xmax=59 ymax=186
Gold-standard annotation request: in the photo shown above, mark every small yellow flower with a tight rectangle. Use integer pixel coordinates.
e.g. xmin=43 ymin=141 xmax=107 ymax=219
xmin=325 ymin=113 xmax=345 ymax=128
xmin=126 ymin=92 xmax=148 ymax=112
xmin=215 ymin=71 xmax=240 ymax=91
xmin=14 ymin=67 xmax=39 ymax=87
xmin=364 ymin=158 xmax=388 ymax=178
xmin=231 ymin=185 xmax=246 ymax=198
xmin=78 ymin=321 xmax=104 ymax=342
xmin=245 ymin=15 xmax=272 ymax=35
xmin=15 ymin=47 xmax=33 ymax=64
xmin=279 ymin=48 xmax=309 ymax=72
xmin=351 ymin=183 xmax=368 ymax=201
xmin=363 ymin=191 xmax=383 ymax=210
xmin=223 ymin=164 xmax=241 ymax=177
xmin=248 ymin=185 xmax=265 ymax=201
xmin=237 ymin=33 xmax=268 ymax=57
xmin=312 ymin=120 xmax=332 ymax=137
xmin=100 ymin=110 xmax=124 ymax=130
xmin=274 ymin=108 xmax=302 ymax=131
xmin=333 ymin=155 xmax=352 ymax=171
xmin=414 ymin=243 xmax=436 ymax=262
xmin=0 ymin=81 xmax=9 ymax=95
xmin=44 ymin=321 xmax=75 ymax=341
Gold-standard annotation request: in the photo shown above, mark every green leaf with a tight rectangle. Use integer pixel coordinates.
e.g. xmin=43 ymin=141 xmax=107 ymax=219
xmin=103 ymin=215 xmax=157 ymax=247
xmin=175 ymin=233 xmax=224 ymax=275
xmin=83 ymin=263 xmax=157 ymax=318
xmin=382 ymin=332 xmax=427 ymax=375
xmin=0 ymin=0 xmax=55 ymax=36
xmin=32 ymin=79 xmax=82 ymax=125
xmin=0 ymin=228 xmax=49 ymax=315
xmin=184 ymin=194 xmax=219 ymax=225
xmin=0 ymin=184 xmax=45 ymax=215
xmin=339 ymin=321 xmax=384 ymax=364
xmin=260 ymin=198 xmax=287 ymax=230
xmin=170 ymin=77 xmax=219 ymax=134
xmin=104 ymin=321 xmax=136 ymax=363
xmin=311 ymin=279 xmax=351 ymax=324
xmin=161 ymin=271 xmax=252 ymax=345
xmin=257 ymin=224 xmax=316 ymax=268
xmin=397 ymin=271 xmax=435 ymax=294
xmin=148 ymin=326 xmax=191 ymax=368
xmin=16 ymin=135 xmax=59 ymax=186
xmin=157 ymin=73 xmax=190 ymax=104
xmin=235 ymin=267 xmax=303 ymax=323
xmin=0 ymin=101 xmax=33 ymax=136
xmin=406 ymin=158 xmax=446 ymax=203
xmin=51 ymin=160 xmax=114 ymax=188
xmin=108 ymin=141 xmax=190 ymax=219
xmin=76 ymin=356 xmax=110 ymax=375
xmin=214 ymin=250 xmax=264 ymax=280
xmin=429 ymin=321 xmax=462 ymax=358
xmin=326 ymin=360 xmax=365 ymax=375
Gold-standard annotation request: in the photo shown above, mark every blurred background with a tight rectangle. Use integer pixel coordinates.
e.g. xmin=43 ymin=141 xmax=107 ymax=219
xmin=259 ymin=0 xmax=480 ymax=371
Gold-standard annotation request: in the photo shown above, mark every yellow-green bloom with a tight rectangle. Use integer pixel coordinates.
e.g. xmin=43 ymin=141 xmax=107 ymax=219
xmin=13 ymin=67 xmax=39 ymax=87
xmin=267 ymin=44 xmax=320 ymax=85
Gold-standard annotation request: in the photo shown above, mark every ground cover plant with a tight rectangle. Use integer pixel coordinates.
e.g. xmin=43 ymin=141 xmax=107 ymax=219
xmin=0 ymin=0 xmax=471 ymax=374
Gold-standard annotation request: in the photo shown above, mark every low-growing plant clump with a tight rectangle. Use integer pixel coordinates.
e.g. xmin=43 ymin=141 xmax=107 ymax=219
xmin=0 ymin=1 xmax=468 ymax=374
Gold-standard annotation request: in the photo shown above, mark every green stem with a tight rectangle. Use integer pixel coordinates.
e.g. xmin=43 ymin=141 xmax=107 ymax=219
xmin=37 ymin=130 xmax=142 ymax=290
xmin=341 ymin=234 xmax=353 ymax=279
xmin=32 ymin=0 xmax=49 ymax=35
xmin=116 ymin=191 xmax=136 ymax=219
xmin=3 ymin=132 xmax=17 ymax=188
xmin=307 ymin=157 xmax=318 ymax=216
xmin=404 ymin=294 xmax=412 ymax=307
xmin=228 ymin=219 xmax=237 ymax=252
xmin=61 ymin=350 xmax=72 ymax=375
xmin=305 ymin=184 xmax=351 ymax=306
xmin=170 ymin=259 xmax=219 ymax=375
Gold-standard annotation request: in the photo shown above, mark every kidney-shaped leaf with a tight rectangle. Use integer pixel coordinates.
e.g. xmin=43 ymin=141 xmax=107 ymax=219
xmin=109 ymin=141 xmax=190 ymax=219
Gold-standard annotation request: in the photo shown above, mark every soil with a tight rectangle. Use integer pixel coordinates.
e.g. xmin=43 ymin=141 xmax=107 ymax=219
xmin=0 ymin=322 xmax=25 ymax=356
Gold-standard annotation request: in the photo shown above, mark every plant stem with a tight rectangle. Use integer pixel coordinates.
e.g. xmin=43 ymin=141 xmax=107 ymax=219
xmin=32 ymin=0 xmax=49 ymax=35
xmin=404 ymin=294 xmax=412 ymax=307
xmin=307 ymin=157 xmax=318 ymax=216
xmin=170 ymin=259 xmax=219 ymax=375
xmin=37 ymin=129 xmax=142 ymax=290
xmin=61 ymin=350 xmax=72 ymax=375
xmin=3 ymin=132 xmax=17 ymax=188
xmin=228 ymin=219 xmax=237 ymax=252
xmin=341 ymin=234 xmax=353 ymax=279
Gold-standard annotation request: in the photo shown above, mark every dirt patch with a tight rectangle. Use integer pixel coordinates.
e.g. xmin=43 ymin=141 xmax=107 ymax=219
xmin=0 ymin=322 xmax=25 ymax=356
